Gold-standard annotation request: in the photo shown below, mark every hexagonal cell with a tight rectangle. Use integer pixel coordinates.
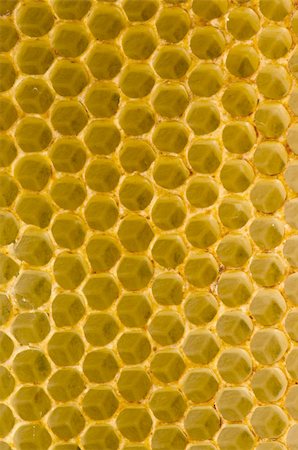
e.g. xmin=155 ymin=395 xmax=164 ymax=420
xmin=16 ymin=1 xmax=54 ymax=37
xmin=249 ymin=289 xmax=286 ymax=326
xmin=223 ymin=121 xmax=257 ymax=155
xmin=152 ymin=235 xmax=187 ymax=269
xmin=0 ymin=253 xmax=19 ymax=285
xmin=49 ymin=137 xmax=87 ymax=173
xmin=119 ymin=101 xmax=155 ymax=136
xmin=189 ymin=63 xmax=223 ymax=98
xmin=222 ymin=82 xmax=257 ymax=117
xmin=216 ymin=311 xmax=253 ymax=345
xmin=84 ymin=194 xmax=118 ymax=232
xmin=184 ymin=406 xmax=220 ymax=441
xmin=227 ymin=7 xmax=260 ymax=40
xmin=86 ymin=43 xmax=123 ymax=80
xmin=51 ymin=22 xmax=89 ymax=58
xmin=15 ymin=77 xmax=53 ymax=114
xmin=249 ymin=217 xmax=284 ymax=250
xmin=186 ymin=175 xmax=219 ymax=208
xmin=0 ymin=55 xmax=16 ymax=92
xmin=14 ymin=228 xmax=53 ymax=266
xmin=123 ymin=0 xmax=158 ymax=21
xmin=117 ymin=331 xmax=151 ymax=364
xmin=83 ymin=386 xmax=119 ymax=421
xmin=191 ymin=26 xmax=225 ymax=59
xmin=52 ymin=292 xmax=85 ymax=327
xmin=120 ymin=63 xmax=155 ymax=98
xmin=254 ymin=141 xmax=287 ymax=175
xmin=16 ymin=193 xmax=53 ymax=229
xmin=0 ymin=135 xmax=17 ymax=167
xmin=258 ymin=25 xmax=292 ymax=59
xmin=285 ymin=309 xmax=298 ymax=341
xmin=0 ymin=0 xmax=18 ymax=15
xmin=182 ymin=368 xmax=218 ymax=403
xmin=0 ymin=293 xmax=12 ymax=326
xmin=217 ymin=348 xmax=252 ymax=384
xmin=83 ymin=349 xmax=119 ymax=383
xmin=0 ymin=18 xmax=18 ymax=52
xmin=13 ymin=424 xmax=51 ymax=450
xmin=47 ymin=368 xmax=85 ymax=402
xmin=251 ymin=367 xmax=287 ymax=403
xmin=0 ymin=366 xmax=15 ymax=400
xmin=152 ymin=83 xmax=188 ymax=118
xmin=187 ymin=100 xmax=220 ymax=136
xmin=255 ymin=102 xmax=290 ymax=138
xmin=48 ymin=331 xmax=85 ymax=366
xmin=122 ymin=24 xmax=157 ymax=60
xmin=284 ymin=271 xmax=298 ymax=303
xmin=0 ymin=332 xmax=14 ymax=363
xmin=82 ymin=425 xmax=119 ymax=450
xmin=149 ymin=311 xmax=184 ymax=346
xmin=50 ymin=176 xmax=86 ymax=210
xmin=120 ymin=138 xmax=155 ymax=174
xmin=117 ymin=255 xmax=153 ymax=290
xmin=220 ymin=159 xmax=254 ymax=193
xmin=14 ymin=270 xmax=51 ymax=309
xmin=284 ymin=162 xmax=298 ymax=194
xmin=150 ymin=349 xmax=185 ymax=383
xmin=188 ymin=139 xmax=221 ymax=174
xmin=117 ymin=293 xmax=152 ymax=327
xmin=184 ymin=252 xmax=218 ymax=288
xmin=117 ymin=407 xmax=152 ymax=442
xmin=151 ymin=426 xmax=187 ymax=450
xmin=84 ymin=119 xmax=121 ymax=156
xmin=50 ymin=60 xmax=89 ymax=97
xmin=83 ymin=312 xmax=119 ymax=347
xmin=184 ymin=291 xmax=217 ymax=325
xmin=117 ymin=367 xmax=151 ymax=402
xmin=119 ymin=174 xmax=154 ymax=211
xmin=217 ymin=425 xmax=255 ymax=450
xmin=51 ymin=213 xmax=86 ymax=250
xmin=153 ymin=46 xmax=190 ymax=79
xmin=86 ymin=234 xmax=120 ymax=273
xmin=85 ymin=158 xmax=120 ymax=193
xmin=51 ymin=100 xmax=88 ymax=135
xmin=183 ymin=330 xmax=219 ymax=364
xmin=153 ymin=121 xmax=189 ymax=154
xmin=0 ymin=211 xmax=19 ymax=246
xmin=226 ymin=43 xmax=259 ymax=78
xmin=219 ymin=196 xmax=252 ymax=230
xmin=53 ymin=252 xmax=87 ymax=289
xmin=12 ymin=349 xmax=51 ymax=384
xmin=16 ymin=39 xmax=54 ymax=74
xmin=260 ymin=0 xmax=291 ymax=20
xmin=14 ymin=154 xmax=51 ymax=192
xmin=250 ymin=254 xmax=285 ymax=287
xmin=216 ymin=234 xmax=252 ymax=268
xmin=250 ymin=329 xmax=288 ymax=365
xmin=151 ymin=195 xmax=186 ymax=230
xmin=153 ymin=156 xmax=189 ymax=189
xmin=88 ymin=3 xmax=125 ymax=40
xmin=192 ymin=0 xmax=228 ymax=19
xmin=285 ymin=199 xmax=298 ymax=229
xmin=48 ymin=406 xmax=85 ymax=440
xmin=52 ymin=0 xmax=91 ymax=19
xmin=216 ymin=388 xmax=254 ymax=421
xmin=15 ymin=116 xmax=52 ymax=153
xmin=85 ymin=82 xmax=119 ymax=118
xmin=83 ymin=274 xmax=119 ymax=310
xmin=251 ymin=405 xmax=288 ymax=439
xmin=152 ymin=273 xmax=183 ymax=306
xmin=257 ymin=64 xmax=290 ymax=99
xmin=156 ymin=7 xmax=189 ymax=42
xmin=11 ymin=311 xmax=50 ymax=344
xmin=13 ymin=386 xmax=51 ymax=421
xmin=0 ymin=96 xmax=18 ymax=131
xmin=150 ymin=388 xmax=186 ymax=423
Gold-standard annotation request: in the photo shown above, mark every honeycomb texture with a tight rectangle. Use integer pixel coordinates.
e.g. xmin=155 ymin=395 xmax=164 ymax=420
xmin=0 ymin=0 xmax=298 ymax=449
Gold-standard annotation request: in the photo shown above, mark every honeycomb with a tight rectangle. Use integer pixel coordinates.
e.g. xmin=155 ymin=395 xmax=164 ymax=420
xmin=1 ymin=0 xmax=298 ymax=448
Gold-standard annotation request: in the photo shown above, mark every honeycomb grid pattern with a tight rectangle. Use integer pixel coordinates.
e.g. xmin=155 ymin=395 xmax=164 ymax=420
xmin=1 ymin=0 xmax=298 ymax=448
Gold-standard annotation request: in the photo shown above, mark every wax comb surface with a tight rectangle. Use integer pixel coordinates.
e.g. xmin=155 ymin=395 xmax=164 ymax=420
xmin=0 ymin=0 xmax=298 ymax=449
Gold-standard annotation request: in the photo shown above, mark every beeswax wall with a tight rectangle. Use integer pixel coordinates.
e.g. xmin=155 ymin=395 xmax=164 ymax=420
xmin=1 ymin=0 xmax=298 ymax=449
